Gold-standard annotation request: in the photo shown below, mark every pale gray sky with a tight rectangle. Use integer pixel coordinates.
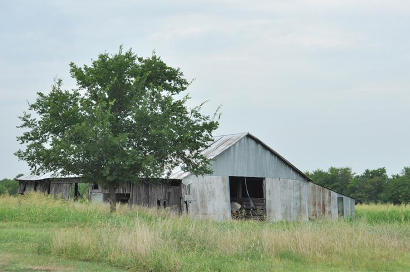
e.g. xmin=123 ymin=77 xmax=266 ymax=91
xmin=1 ymin=0 xmax=409 ymax=178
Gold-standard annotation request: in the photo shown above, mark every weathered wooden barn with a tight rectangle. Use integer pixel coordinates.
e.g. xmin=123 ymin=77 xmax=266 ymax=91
xmin=18 ymin=133 xmax=355 ymax=221
xmin=90 ymin=133 xmax=355 ymax=221
xmin=17 ymin=173 xmax=82 ymax=200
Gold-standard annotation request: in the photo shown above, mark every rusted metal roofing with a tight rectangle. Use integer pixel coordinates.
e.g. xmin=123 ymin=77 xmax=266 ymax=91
xmin=16 ymin=172 xmax=80 ymax=181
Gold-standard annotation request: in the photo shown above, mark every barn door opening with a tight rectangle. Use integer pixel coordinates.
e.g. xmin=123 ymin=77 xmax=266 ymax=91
xmin=229 ymin=176 xmax=266 ymax=220
xmin=337 ymin=196 xmax=344 ymax=218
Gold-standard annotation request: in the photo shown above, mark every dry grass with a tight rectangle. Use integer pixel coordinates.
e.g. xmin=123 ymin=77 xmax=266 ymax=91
xmin=0 ymin=194 xmax=409 ymax=271
xmin=52 ymin=223 xmax=160 ymax=267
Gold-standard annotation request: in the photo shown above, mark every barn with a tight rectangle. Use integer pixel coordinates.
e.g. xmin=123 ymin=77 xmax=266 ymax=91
xmin=16 ymin=172 xmax=82 ymax=200
xmin=17 ymin=132 xmax=355 ymax=221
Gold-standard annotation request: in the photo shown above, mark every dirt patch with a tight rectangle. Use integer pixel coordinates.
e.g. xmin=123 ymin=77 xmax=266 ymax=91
xmin=26 ymin=266 xmax=66 ymax=271
xmin=0 ymin=252 xmax=71 ymax=272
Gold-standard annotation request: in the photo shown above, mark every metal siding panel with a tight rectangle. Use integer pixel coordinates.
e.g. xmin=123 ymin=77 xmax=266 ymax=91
xmin=183 ymin=175 xmax=231 ymax=221
xmin=265 ymin=178 xmax=282 ymax=221
xmin=313 ymin=184 xmax=320 ymax=218
xmin=321 ymin=187 xmax=326 ymax=218
xmin=280 ymin=179 xmax=292 ymax=221
xmin=331 ymin=191 xmax=338 ymax=219
xmin=299 ymin=180 xmax=309 ymax=221
xmin=343 ymin=196 xmax=349 ymax=218
xmin=351 ymin=199 xmax=355 ymax=217
xmin=317 ymin=185 xmax=323 ymax=218
xmin=292 ymin=180 xmax=300 ymax=221
xmin=211 ymin=137 xmax=307 ymax=182
xmin=307 ymin=183 xmax=313 ymax=219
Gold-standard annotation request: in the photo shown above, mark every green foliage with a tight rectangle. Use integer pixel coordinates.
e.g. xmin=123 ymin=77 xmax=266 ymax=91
xmin=306 ymin=167 xmax=353 ymax=196
xmin=0 ymin=179 xmax=19 ymax=195
xmin=15 ymin=47 xmax=219 ymax=196
xmin=385 ymin=168 xmax=410 ymax=204
xmin=306 ymin=167 xmax=410 ymax=204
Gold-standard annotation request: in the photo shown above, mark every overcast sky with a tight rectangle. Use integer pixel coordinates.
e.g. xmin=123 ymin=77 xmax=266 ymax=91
xmin=1 ymin=0 xmax=409 ymax=178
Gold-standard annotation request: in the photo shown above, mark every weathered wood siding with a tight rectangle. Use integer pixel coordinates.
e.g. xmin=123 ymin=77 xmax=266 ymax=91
xmin=89 ymin=182 xmax=183 ymax=212
xmin=18 ymin=178 xmax=82 ymax=200
xmin=183 ymin=175 xmax=231 ymax=221
xmin=50 ymin=182 xmax=72 ymax=199
xmin=130 ymin=183 xmax=182 ymax=211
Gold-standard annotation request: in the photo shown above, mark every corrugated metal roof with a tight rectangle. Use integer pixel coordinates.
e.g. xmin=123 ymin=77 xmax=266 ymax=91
xmin=169 ymin=133 xmax=247 ymax=179
xmin=16 ymin=172 xmax=80 ymax=181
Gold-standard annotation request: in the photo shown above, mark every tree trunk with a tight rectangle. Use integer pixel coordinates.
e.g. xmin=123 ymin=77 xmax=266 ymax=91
xmin=108 ymin=184 xmax=116 ymax=213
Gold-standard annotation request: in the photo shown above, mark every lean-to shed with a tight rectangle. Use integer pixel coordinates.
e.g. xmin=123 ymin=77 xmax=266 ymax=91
xmin=16 ymin=172 xmax=83 ymax=200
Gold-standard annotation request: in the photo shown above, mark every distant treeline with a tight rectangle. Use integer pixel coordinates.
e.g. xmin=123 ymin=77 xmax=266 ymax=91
xmin=0 ymin=178 xmax=19 ymax=195
xmin=306 ymin=167 xmax=410 ymax=204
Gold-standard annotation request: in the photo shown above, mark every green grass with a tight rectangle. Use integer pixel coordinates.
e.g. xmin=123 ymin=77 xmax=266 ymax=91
xmin=0 ymin=193 xmax=409 ymax=271
xmin=355 ymin=203 xmax=410 ymax=224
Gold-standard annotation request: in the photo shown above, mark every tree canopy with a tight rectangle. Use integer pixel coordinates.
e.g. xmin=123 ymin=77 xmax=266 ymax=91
xmin=306 ymin=167 xmax=410 ymax=204
xmin=15 ymin=48 xmax=219 ymax=211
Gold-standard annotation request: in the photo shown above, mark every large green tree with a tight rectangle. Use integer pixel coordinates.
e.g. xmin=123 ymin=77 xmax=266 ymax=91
xmin=348 ymin=168 xmax=388 ymax=203
xmin=15 ymin=48 xmax=219 ymax=212
xmin=385 ymin=167 xmax=410 ymax=204
xmin=306 ymin=167 xmax=354 ymax=196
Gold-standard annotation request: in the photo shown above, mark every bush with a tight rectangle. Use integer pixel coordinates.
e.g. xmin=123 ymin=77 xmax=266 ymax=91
xmin=0 ymin=179 xmax=19 ymax=195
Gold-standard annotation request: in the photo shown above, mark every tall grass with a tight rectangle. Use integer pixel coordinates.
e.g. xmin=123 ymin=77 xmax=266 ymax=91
xmin=356 ymin=203 xmax=410 ymax=224
xmin=0 ymin=193 xmax=409 ymax=271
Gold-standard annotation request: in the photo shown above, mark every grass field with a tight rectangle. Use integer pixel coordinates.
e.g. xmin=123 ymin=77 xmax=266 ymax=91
xmin=0 ymin=194 xmax=409 ymax=271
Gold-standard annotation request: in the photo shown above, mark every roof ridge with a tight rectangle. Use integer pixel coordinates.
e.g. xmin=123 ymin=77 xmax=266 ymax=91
xmin=213 ymin=132 xmax=248 ymax=137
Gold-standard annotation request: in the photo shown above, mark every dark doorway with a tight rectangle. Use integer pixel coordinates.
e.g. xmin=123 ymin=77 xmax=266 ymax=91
xmin=229 ymin=176 xmax=266 ymax=220
xmin=337 ymin=196 xmax=344 ymax=217
xmin=103 ymin=193 xmax=130 ymax=204
xmin=116 ymin=193 xmax=130 ymax=204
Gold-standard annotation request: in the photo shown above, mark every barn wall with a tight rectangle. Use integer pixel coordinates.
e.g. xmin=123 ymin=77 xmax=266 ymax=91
xmin=130 ymin=183 xmax=182 ymax=212
xmin=89 ymin=182 xmax=182 ymax=212
xmin=266 ymin=178 xmax=309 ymax=221
xmin=331 ymin=191 xmax=339 ymax=219
xmin=342 ymin=196 xmax=355 ymax=218
xmin=50 ymin=182 xmax=72 ymax=199
xmin=265 ymin=178 xmax=347 ymax=221
xmin=210 ymin=136 xmax=306 ymax=181
xmin=23 ymin=182 xmax=35 ymax=193
xmin=18 ymin=181 xmax=50 ymax=195
xmin=90 ymin=192 xmax=104 ymax=202
xmin=183 ymin=175 xmax=231 ymax=221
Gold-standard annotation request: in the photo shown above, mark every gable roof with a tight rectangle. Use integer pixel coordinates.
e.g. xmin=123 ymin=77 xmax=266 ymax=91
xmin=169 ymin=132 xmax=313 ymax=181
